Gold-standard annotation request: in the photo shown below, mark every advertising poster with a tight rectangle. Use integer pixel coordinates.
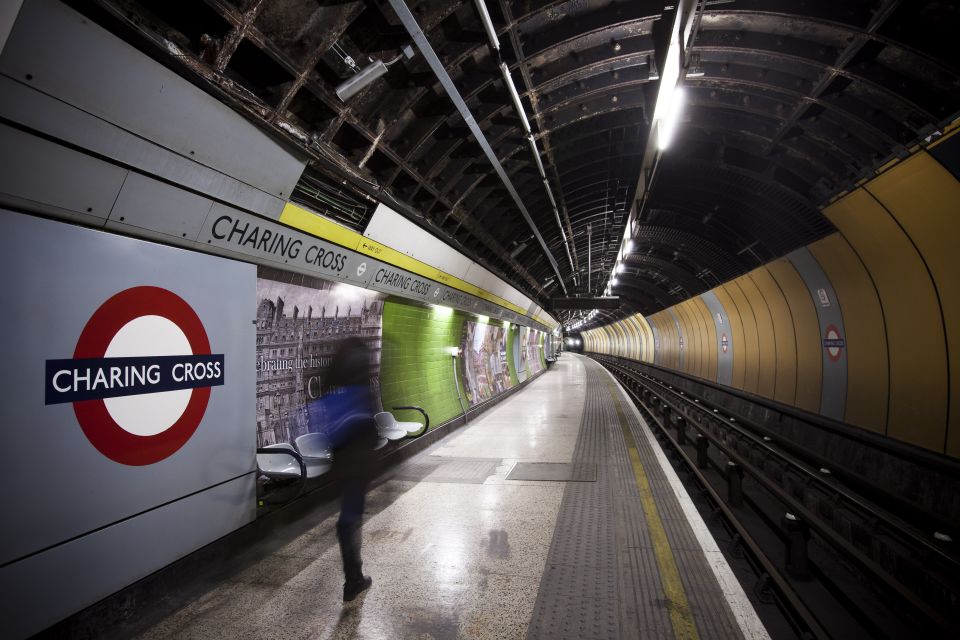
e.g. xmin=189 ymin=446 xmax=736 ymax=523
xmin=512 ymin=326 xmax=524 ymax=382
xmin=460 ymin=320 xmax=511 ymax=406
xmin=256 ymin=267 xmax=383 ymax=447
xmin=518 ymin=326 xmax=530 ymax=381
xmin=527 ymin=329 xmax=544 ymax=376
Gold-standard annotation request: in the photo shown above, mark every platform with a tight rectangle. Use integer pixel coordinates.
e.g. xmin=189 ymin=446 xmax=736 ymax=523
xmin=131 ymin=354 xmax=768 ymax=639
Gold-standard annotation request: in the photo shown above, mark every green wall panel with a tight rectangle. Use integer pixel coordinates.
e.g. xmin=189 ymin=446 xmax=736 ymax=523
xmin=380 ymin=298 xmax=467 ymax=429
xmin=506 ymin=324 xmax=520 ymax=386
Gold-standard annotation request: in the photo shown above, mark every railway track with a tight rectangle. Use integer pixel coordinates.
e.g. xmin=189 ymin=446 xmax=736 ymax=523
xmin=593 ymin=354 xmax=958 ymax=639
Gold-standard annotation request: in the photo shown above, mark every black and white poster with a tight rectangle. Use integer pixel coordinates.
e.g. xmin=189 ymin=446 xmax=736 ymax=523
xmin=255 ymin=267 xmax=384 ymax=448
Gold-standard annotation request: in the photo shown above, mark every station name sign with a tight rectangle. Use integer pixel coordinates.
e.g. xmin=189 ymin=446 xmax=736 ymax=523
xmin=45 ymin=355 xmax=223 ymax=404
xmin=201 ymin=206 xmax=552 ymax=331
xmin=209 ymin=212 xmax=350 ymax=276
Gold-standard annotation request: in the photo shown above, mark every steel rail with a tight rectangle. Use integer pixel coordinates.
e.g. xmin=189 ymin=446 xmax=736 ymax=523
xmin=598 ymin=356 xmax=955 ymax=633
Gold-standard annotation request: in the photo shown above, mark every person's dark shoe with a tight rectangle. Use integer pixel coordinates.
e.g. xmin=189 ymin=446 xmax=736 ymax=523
xmin=343 ymin=575 xmax=372 ymax=602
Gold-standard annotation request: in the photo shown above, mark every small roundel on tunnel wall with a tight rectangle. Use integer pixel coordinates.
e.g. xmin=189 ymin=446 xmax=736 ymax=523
xmin=44 ymin=286 xmax=225 ymax=466
xmin=823 ymin=324 xmax=845 ymax=363
xmin=721 ymin=333 xmax=729 ymax=353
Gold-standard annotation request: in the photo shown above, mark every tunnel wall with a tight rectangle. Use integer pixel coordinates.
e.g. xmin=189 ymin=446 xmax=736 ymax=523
xmin=584 ymin=129 xmax=960 ymax=459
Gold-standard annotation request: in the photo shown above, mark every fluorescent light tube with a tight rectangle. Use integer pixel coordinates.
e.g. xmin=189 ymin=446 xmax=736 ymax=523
xmin=474 ymin=0 xmax=500 ymax=52
xmin=501 ymin=63 xmax=531 ymax=134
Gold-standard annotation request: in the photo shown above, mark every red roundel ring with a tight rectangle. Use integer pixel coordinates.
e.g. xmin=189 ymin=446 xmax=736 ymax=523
xmin=824 ymin=324 xmax=843 ymax=363
xmin=72 ymin=286 xmax=212 ymax=466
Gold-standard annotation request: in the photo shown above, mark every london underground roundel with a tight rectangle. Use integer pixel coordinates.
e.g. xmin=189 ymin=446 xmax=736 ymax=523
xmin=823 ymin=324 xmax=845 ymax=363
xmin=44 ymin=287 xmax=225 ymax=466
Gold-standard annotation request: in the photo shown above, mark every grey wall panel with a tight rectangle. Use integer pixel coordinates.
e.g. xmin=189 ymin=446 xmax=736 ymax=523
xmin=199 ymin=204 xmax=358 ymax=283
xmin=0 ymin=122 xmax=127 ymax=224
xmin=1 ymin=211 xmax=255 ymax=566
xmin=0 ymin=473 xmax=256 ymax=639
xmin=437 ymin=284 xmax=481 ymax=313
xmin=0 ymin=0 xmax=24 ymax=55
xmin=1 ymin=0 xmax=306 ymax=200
xmin=700 ymin=291 xmax=734 ymax=386
xmin=650 ymin=318 xmax=661 ymax=365
xmin=788 ymin=247 xmax=848 ymax=420
xmin=667 ymin=307 xmax=686 ymax=370
xmin=0 ymin=75 xmax=286 ymax=218
xmin=364 ymin=259 xmax=442 ymax=301
xmin=0 ymin=0 xmax=304 ymax=198
xmin=105 ymin=172 xmax=215 ymax=241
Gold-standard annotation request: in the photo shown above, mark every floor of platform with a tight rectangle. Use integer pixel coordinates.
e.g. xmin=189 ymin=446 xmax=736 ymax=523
xmin=135 ymin=354 xmax=767 ymax=640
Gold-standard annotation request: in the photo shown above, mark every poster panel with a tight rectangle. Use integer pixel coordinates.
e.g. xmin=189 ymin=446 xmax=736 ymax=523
xmin=517 ymin=326 xmax=531 ymax=381
xmin=460 ymin=320 xmax=512 ymax=406
xmin=255 ymin=267 xmax=384 ymax=448
xmin=526 ymin=328 xmax=544 ymax=377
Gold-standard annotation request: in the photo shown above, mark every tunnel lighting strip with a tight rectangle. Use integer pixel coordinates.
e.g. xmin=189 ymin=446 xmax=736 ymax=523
xmin=596 ymin=0 xmax=699 ymax=319
xmin=528 ymin=135 xmax=546 ymax=177
xmin=501 ymin=63 xmax=532 ymax=135
xmin=544 ymin=180 xmax=557 ymax=207
xmin=474 ymin=0 xmax=576 ymax=279
xmin=388 ymin=0 xmax=567 ymax=294
xmin=473 ymin=0 xmax=500 ymax=52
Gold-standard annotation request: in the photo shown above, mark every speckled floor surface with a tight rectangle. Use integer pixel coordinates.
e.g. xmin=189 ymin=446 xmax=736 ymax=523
xmin=136 ymin=355 xmax=587 ymax=640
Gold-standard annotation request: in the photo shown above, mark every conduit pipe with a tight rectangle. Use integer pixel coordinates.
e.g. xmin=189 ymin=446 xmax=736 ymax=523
xmin=387 ymin=0 xmax=566 ymax=293
xmin=475 ymin=0 xmax=575 ymax=279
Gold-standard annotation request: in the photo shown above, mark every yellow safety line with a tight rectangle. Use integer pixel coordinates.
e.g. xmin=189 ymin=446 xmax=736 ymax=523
xmin=605 ymin=379 xmax=699 ymax=640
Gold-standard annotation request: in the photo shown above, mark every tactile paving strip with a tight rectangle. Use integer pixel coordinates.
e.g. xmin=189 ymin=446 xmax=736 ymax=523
xmin=526 ymin=368 xmax=625 ymax=640
xmin=506 ymin=462 xmax=597 ymax=482
xmin=526 ymin=358 xmax=745 ymax=640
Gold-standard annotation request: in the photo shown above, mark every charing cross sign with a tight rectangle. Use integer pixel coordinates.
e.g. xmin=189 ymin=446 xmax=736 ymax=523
xmin=44 ymin=286 xmax=224 ymax=466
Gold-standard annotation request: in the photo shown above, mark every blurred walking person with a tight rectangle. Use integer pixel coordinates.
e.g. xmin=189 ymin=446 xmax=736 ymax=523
xmin=311 ymin=337 xmax=378 ymax=601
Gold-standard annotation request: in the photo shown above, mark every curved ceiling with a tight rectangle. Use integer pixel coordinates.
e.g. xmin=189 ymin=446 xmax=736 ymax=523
xmin=80 ymin=0 xmax=960 ymax=328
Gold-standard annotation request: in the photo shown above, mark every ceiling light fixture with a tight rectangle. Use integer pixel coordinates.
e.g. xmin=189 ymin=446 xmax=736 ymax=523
xmin=473 ymin=0 xmax=500 ymax=53
xmin=335 ymin=45 xmax=415 ymax=101
xmin=501 ymin=62 xmax=532 ymax=134
xmin=529 ymin=135 xmax=546 ymax=177
xmin=656 ymin=86 xmax=685 ymax=150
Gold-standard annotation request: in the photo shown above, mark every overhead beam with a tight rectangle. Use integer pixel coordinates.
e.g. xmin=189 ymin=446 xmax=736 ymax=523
xmin=551 ymin=296 xmax=621 ymax=311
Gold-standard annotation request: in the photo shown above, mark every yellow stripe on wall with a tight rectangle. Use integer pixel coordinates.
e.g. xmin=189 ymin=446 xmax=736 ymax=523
xmin=279 ymin=202 xmax=535 ymax=320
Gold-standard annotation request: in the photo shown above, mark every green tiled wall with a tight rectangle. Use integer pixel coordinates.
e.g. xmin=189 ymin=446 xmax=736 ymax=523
xmin=380 ymin=298 xmax=468 ymax=428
